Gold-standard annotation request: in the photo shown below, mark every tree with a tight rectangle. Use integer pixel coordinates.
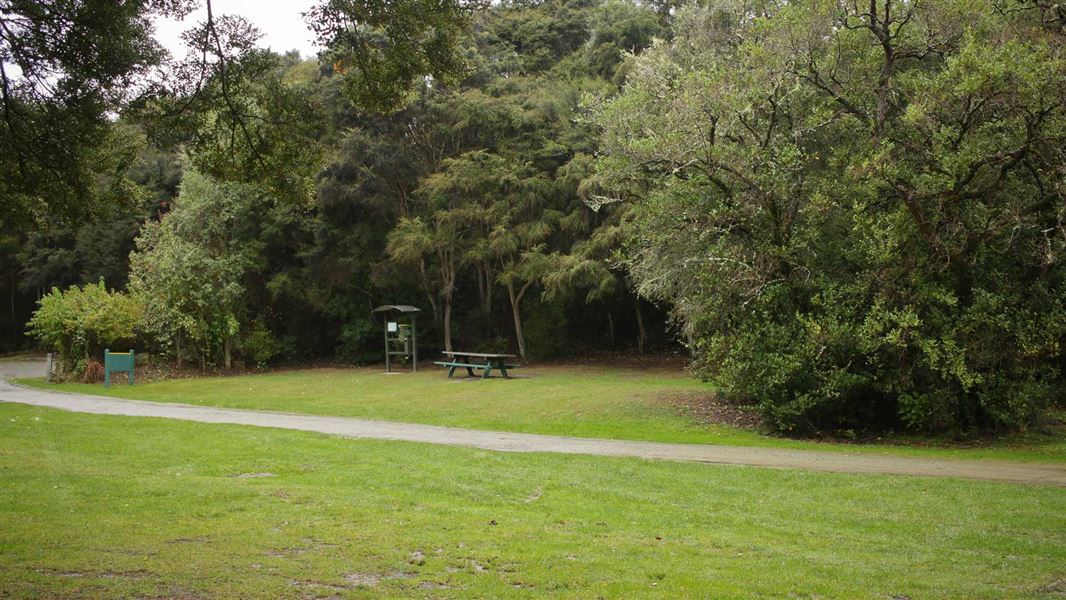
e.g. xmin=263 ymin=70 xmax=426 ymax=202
xmin=594 ymin=0 xmax=1066 ymax=433
xmin=127 ymin=168 xmax=256 ymax=369
xmin=387 ymin=215 xmax=463 ymax=352
xmin=2 ymin=0 xmax=487 ymax=226
xmin=419 ymin=151 xmax=526 ymax=316
xmin=307 ymin=0 xmax=487 ymax=112
xmin=11 ymin=0 xmax=679 ymax=367
xmin=484 ymin=164 xmax=556 ymax=358
xmin=0 ymin=0 xmax=191 ymax=225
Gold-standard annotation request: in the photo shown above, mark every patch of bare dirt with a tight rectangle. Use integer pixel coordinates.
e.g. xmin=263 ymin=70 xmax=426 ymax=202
xmin=523 ymin=486 xmax=543 ymax=503
xmin=1038 ymin=577 xmax=1066 ymax=595
xmin=37 ymin=567 xmax=152 ymax=579
xmin=165 ymin=536 xmax=211 ymax=544
xmin=289 ymin=578 xmax=348 ymax=592
xmin=343 ymin=571 xmax=412 ymax=587
xmin=660 ymin=391 xmax=764 ymax=430
xmin=266 ymin=538 xmax=339 ymax=558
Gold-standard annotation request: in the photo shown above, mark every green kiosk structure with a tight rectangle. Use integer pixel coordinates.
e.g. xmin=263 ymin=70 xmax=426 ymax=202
xmin=373 ymin=305 xmax=420 ymax=373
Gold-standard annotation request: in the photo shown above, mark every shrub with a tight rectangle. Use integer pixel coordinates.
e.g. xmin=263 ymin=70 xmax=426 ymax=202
xmin=336 ymin=316 xmax=377 ymax=363
xmin=26 ymin=281 xmax=143 ymax=375
xmin=523 ymin=300 xmax=571 ymax=360
xmin=240 ymin=322 xmax=282 ymax=367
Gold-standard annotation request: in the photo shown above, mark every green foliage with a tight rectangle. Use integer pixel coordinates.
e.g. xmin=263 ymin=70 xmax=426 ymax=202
xmin=583 ymin=0 xmax=664 ymax=78
xmin=239 ymin=321 xmax=282 ymax=367
xmin=307 ymin=0 xmax=485 ymax=112
xmin=25 ymin=281 xmax=142 ymax=372
xmin=127 ymin=169 xmax=253 ymax=367
xmin=139 ymin=50 xmax=328 ymax=208
xmin=522 ymin=299 xmax=571 ymax=359
xmin=595 ymin=0 xmax=1066 ymax=433
xmin=336 ymin=316 xmax=378 ymax=363
xmin=0 ymin=0 xmax=190 ymax=226
xmin=11 ymin=0 xmax=676 ymax=372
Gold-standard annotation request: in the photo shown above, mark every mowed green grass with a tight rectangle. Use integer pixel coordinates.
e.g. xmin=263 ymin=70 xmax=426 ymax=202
xmin=0 ymin=403 xmax=1063 ymax=599
xmin=23 ymin=365 xmax=1066 ymax=462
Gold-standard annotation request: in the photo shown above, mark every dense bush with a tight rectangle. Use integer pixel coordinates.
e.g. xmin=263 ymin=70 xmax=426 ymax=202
xmin=335 ymin=316 xmax=377 ymax=363
xmin=523 ymin=299 xmax=572 ymax=360
xmin=240 ymin=322 xmax=283 ymax=368
xmin=26 ymin=281 xmax=142 ymax=375
xmin=594 ymin=0 xmax=1066 ymax=434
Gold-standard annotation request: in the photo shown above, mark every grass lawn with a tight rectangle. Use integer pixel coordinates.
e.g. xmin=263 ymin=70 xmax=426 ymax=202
xmin=21 ymin=364 xmax=1066 ymax=463
xmin=1 ymin=403 xmax=1063 ymax=599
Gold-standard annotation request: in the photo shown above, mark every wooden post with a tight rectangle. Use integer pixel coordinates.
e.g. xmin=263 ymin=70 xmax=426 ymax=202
xmin=411 ymin=317 xmax=417 ymax=372
xmin=384 ymin=325 xmax=391 ymax=373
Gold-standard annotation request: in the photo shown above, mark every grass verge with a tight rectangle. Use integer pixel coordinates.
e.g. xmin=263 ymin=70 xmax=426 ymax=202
xmin=0 ymin=403 xmax=1063 ymax=598
xmin=18 ymin=364 xmax=1066 ymax=462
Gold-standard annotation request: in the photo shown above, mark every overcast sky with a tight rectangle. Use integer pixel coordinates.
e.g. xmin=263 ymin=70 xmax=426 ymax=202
xmin=154 ymin=0 xmax=320 ymax=60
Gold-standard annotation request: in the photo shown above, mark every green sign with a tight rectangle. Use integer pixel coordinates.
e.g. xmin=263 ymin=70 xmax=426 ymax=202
xmin=104 ymin=349 xmax=135 ymax=387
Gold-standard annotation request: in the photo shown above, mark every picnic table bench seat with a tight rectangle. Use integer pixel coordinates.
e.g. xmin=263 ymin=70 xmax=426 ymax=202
xmin=435 ymin=351 xmax=520 ymax=379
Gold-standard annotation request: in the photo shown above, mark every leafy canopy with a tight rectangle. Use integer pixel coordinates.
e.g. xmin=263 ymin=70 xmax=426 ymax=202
xmin=594 ymin=0 xmax=1066 ymax=433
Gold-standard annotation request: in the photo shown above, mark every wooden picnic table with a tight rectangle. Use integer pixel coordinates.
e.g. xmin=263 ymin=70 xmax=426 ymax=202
xmin=434 ymin=351 xmax=519 ymax=379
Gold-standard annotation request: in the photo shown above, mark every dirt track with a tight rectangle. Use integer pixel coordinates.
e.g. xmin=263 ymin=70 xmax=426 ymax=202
xmin=2 ymin=359 xmax=1063 ymax=486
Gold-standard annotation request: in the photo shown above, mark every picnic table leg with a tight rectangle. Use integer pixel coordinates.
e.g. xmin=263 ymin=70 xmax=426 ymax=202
xmin=498 ymin=361 xmax=509 ymax=379
xmin=447 ymin=365 xmax=457 ymax=378
xmin=466 ymin=366 xmax=475 ymax=377
xmin=481 ymin=362 xmax=493 ymax=379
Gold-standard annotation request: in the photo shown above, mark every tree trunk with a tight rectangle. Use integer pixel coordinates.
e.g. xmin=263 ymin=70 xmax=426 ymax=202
xmin=224 ymin=335 xmax=233 ymax=370
xmin=606 ymin=310 xmax=615 ymax=346
xmin=634 ymin=301 xmax=646 ymax=355
xmin=443 ymin=296 xmax=453 ymax=353
xmin=474 ymin=266 xmax=495 ymax=317
xmin=485 ymin=267 xmax=493 ymax=316
xmin=419 ymin=258 xmax=440 ymax=324
xmin=175 ymin=330 xmax=183 ymax=368
xmin=507 ymin=281 xmax=533 ymax=358
xmin=440 ymin=248 xmax=457 ymax=352
xmin=476 ymin=268 xmax=486 ymax=308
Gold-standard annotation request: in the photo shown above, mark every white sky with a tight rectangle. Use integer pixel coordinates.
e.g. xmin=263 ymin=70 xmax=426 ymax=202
xmin=153 ymin=0 xmax=320 ymax=60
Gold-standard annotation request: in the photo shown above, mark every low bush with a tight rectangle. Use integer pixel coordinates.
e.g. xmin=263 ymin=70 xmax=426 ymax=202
xmin=26 ymin=281 xmax=143 ymax=377
xmin=240 ymin=322 xmax=282 ymax=368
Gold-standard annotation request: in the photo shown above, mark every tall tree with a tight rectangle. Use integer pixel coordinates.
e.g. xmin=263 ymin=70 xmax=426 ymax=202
xmin=594 ymin=0 xmax=1066 ymax=433
xmin=387 ymin=215 xmax=464 ymax=352
xmin=0 ymin=0 xmax=193 ymax=225
xmin=128 ymin=168 xmax=258 ymax=369
xmin=306 ymin=0 xmax=487 ymax=112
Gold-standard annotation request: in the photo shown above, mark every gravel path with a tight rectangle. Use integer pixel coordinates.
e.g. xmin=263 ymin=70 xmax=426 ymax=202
xmin=2 ymin=359 xmax=1063 ymax=486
